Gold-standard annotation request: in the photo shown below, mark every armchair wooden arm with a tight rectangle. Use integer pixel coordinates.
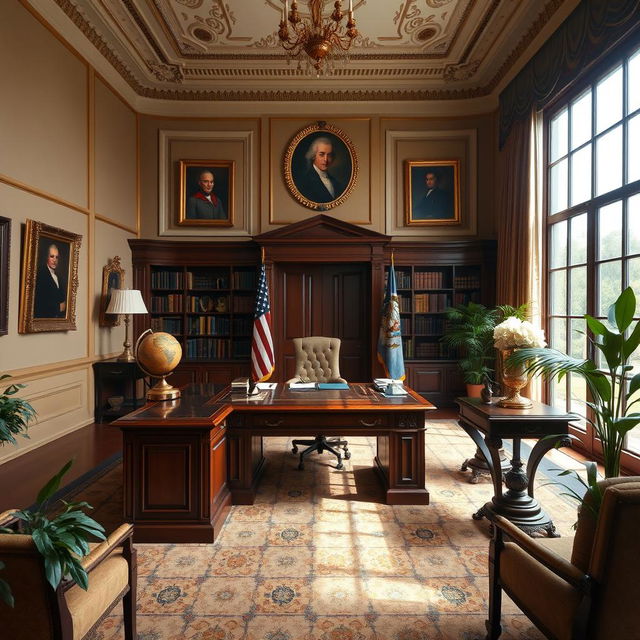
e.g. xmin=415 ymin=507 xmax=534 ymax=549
xmin=492 ymin=515 xmax=587 ymax=589
xmin=78 ymin=523 xmax=134 ymax=575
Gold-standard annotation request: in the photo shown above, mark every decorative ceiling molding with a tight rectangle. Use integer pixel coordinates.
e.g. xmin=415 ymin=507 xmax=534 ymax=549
xmin=45 ymin=0 xmax=576 ymax=102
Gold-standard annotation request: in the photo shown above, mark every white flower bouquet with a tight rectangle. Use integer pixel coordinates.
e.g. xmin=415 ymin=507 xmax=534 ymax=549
xmin=493 ymin=316 xmax=546 ymax=350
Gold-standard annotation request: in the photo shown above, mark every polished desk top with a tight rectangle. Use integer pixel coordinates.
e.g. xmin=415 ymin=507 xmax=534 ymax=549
xmin=114 ymin=382 xmax=434 ymax=427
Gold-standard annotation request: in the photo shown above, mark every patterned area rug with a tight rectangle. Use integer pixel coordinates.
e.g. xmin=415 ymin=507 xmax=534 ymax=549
xmin=83 ymin=421 xmax=577 ymax=640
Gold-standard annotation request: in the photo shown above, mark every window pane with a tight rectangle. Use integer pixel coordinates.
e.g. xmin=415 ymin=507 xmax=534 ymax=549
xmin=596 ymin=65 xmax=623 ymax=133
xmin=571 ymin=90 xmax=592 ymax=149
xmin=629 ymin=257 xmax=640 ymax=299
xmin=550 ymin=317 xmax=567 ymax=352
xmin=570 ymin=267 xmax=587 ymax=315
xmin=549 ymin=377 xmax=567 ymax=412
xmin=629 ymin=48 xmax=640 ymax=114
xmin=628 ymin=114 xmax=640 ymax=183
xmin=550 ymin=160 xmax=568 ymax=213
xmin=629 ymin=194 xmax=640 ymax=255
xmin=570 ymin=318 xmax=587 ymax=358
xmin=570 ymin=373 xmax=587 ymax=420
xmin=598 ymin=201 xmax=623 ymax=260
xmin=550 ymin=269 xmax=567 ymax=314
xmin=550 ymin=108 xmax=568 ymax=162
xmin=570 ymin=213 xmax=587 ymax=265
xmin=598 ymin=260 xmax=622 ymax=316
xmin=570 ymin=145 xmax=591 ymax=206
xmin=550 ymin=220 xmax=567 ymax=267
xmin=596 ymin=126 xmax=623 ymax=195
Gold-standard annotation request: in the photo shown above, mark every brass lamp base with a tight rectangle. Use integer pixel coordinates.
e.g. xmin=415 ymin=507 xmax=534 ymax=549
xmin=147 ymin=377 xmax=181 ymax=401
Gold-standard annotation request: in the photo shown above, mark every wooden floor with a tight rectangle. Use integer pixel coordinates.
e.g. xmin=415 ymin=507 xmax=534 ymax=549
xmin=0 ymin=423 xmax=122 ymax=512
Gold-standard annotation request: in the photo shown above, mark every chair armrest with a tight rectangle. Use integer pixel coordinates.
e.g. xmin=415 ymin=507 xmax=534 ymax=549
xmin=493 ymin=515 xmax=586 ymax=588
xmin=80 ymin=523 xmax=134 ymax=574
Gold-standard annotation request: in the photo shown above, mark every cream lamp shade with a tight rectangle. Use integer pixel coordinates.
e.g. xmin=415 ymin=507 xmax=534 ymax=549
xmin=105 ymin=289 xmax=148 ymax=315
xmin=106 ymin=289 xmax=148 ymax=361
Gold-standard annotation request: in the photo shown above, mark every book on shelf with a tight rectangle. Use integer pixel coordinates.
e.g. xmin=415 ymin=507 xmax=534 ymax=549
xmin=186 ymin=270 xmax=229 ymax=289
xmin=151 ymin=271 xmax=183 ymax=289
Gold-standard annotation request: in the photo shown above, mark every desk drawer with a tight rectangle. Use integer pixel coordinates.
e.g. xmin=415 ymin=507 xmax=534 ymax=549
xmin=231 ymin=412 xmax=392 ymax=429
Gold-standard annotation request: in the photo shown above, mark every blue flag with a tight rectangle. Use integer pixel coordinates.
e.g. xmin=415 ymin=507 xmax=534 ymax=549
xmin=377 ymin=263 xmax=405 ymax=380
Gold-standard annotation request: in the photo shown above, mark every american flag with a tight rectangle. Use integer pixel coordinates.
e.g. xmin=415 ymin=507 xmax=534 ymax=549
xmin=251 ymin=261 xmax=274 ymax=382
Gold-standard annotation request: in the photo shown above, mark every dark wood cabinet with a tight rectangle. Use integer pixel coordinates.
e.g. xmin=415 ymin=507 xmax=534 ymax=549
xmin=93 ymin=359 xmax=147 ymax=423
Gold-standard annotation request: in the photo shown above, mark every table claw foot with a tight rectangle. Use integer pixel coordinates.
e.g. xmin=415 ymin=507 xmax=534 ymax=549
xmin=461 ymin=459 xmax=469 ymax=472
xmin=472 ymin=506 xmax=487 ymax=521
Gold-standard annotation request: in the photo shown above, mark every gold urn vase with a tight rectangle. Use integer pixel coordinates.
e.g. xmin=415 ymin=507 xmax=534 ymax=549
xmin=498 ymin=348 xmax=532 ymax=409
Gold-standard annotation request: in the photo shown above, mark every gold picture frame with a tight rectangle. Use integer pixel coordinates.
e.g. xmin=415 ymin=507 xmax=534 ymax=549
xmin=177 ymin=160 xmax=234 ymax=227
xmin=19 ymin=219 xmax=82 ymax=333
xmin=405 ymin=160 xmax=461 ymax=226
xmin=99 ymin=256 xmax=125 ymax=327
xmin=284 ymin=121 xmax=358 ymax=210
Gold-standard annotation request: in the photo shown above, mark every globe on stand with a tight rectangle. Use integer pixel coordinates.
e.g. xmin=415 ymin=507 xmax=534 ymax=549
xmin=135 ymin=329 xmax=182 ymax=401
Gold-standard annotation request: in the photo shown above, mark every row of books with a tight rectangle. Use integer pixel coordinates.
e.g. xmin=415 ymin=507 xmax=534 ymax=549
xmin=151 ymin=271 xmax=183 ymax=289
xmin=232 ymin=271 xmax=257 ymax=289
xmin=150 ymin=317 xmax=182 ymax=333
xmin=188 ymin=316 xmax=230 ymax=335
xmin=185 ymin=338 xmax=231 ymax=360
xmin=414 ymin=293 xmax=450 ymax=312
xmin=414 ymin=316 xmax=445 ymax=334
xmin=186 ymin=271 xmax=229 ymax=290
xmin=414 ymin=271 xmax=447 ymax=289
xmin=150 ymin=295 xmax=183 ymax=312
xmin=453 ymin=275 xmax=481 ymax=288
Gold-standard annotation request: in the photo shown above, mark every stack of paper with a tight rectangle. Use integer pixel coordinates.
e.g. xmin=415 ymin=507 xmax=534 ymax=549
xmin=289 ymin=382 xmax=317 ymax=391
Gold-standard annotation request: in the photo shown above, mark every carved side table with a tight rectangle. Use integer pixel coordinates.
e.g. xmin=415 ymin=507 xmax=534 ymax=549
xmin=457 ymin=397 xmax=575 ymax=537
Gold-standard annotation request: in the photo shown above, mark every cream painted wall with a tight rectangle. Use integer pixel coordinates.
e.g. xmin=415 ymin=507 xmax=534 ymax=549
xmin=0 ymin=2 xmax=138 ymax=464
xmin=0 ymin=1 xmax=88 ymax=208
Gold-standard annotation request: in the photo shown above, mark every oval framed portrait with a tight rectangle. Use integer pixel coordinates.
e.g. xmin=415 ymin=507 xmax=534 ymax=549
xmin=284 ymin=122 xmax=358 ymax=210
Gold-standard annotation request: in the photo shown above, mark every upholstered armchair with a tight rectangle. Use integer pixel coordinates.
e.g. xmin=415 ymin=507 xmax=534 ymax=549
xmin=486 ymin=477 xmax=640 ymax=640
xmin=287 ymin=336 xmax=350 ymax=470
xmin=0 ymin=509 xmax=137 ymax=639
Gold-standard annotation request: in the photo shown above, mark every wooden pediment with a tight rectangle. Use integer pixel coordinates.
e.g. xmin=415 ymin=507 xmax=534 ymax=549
xmin=254 ymin=215 xmax=390 ymax=246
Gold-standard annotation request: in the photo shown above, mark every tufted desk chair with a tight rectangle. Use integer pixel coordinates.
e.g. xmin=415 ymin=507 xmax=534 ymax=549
xmin=486 ymin=476 xmax=640 ymax=639
xmin=0 ymin=509 xmax=137 ymax=640
xmin=287 ymin=336 xmax=351 ymax=470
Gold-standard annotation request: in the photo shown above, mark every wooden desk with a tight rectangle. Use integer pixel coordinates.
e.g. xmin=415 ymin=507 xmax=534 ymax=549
xmin=115 ymin=383 xmax=434 ymax=542
xmin=457 ymin=397 xmax=574 ymax=537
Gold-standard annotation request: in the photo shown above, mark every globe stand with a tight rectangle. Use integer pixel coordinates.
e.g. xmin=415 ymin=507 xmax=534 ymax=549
xmin=147 ymin=376 xmax=180 ymax=401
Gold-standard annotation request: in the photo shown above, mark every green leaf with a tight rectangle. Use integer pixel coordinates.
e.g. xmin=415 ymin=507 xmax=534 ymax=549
xmin=0 ymin=578 xmax=14 ymax=608
xmin=36 ymin=460 xmax=74 ymax=505
xmin=585 ymin=315 xmax=607 ymax=336
xmin=594 ymin=331 xmax=623 ymax=370
xmin=67 ymin=559 xmax=89 ymax=591
xmin=32 ymin=528 xmax=54 ymax=556
xmin=612 ymin=416 xmax=640 ymax=436
xmin=622 ymin=321 xmax=640 ymax=360
xmin=628 ymin=373 xmax=640 ymax=399
xmin=613 ymin=287 xmax=636 ymax=333
xmin=44 ymin=555 xmax=63 ymax=591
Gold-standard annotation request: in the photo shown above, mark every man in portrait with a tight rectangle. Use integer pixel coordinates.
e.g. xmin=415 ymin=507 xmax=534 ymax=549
xmin=186 ymin=169 xmax=226 ymax=219
xmin=34 ymin=241 xmax=67 ymax=318
xmin=297 ymin=136 xmax=346 ymax=204
xmin=412 ymin=169 xmax=454 ymax=220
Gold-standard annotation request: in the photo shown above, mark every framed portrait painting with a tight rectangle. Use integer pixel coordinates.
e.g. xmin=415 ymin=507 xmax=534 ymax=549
xmin=0 ymin=216 xmax=9 ymax=336
xmin=18 ymin=219 xmax=82 ymax=333
xmin=178 ymin=160 xmax=234 ymax=227
xmin=99 ymin=256 xmax=125 ymax=327
xmin=284 ymin=121 xmax=358 ymax=210
xmin=405 ymin=160 xmax=460 ymax=226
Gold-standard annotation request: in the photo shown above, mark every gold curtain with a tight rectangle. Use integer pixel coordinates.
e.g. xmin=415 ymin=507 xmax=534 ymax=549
xmin=496 ymin=111 xmax=543 ymax=399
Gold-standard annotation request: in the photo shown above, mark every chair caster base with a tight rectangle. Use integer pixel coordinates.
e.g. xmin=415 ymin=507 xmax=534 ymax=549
xmin=344 ymin=451 xmax=351 ymax=459
xmin=336 ymin=463 xmax=344 ymax=470
xmin=292 ymin=446 xmax=298 ymax=454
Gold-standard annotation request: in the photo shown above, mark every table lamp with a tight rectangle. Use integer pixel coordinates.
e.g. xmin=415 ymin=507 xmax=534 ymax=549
xmin=106 ymin=289 xmax=148 ymax=362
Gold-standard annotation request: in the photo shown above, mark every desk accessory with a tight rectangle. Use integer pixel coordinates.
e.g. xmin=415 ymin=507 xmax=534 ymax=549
xmin=317 ymin=382 xmax=349 ymax=390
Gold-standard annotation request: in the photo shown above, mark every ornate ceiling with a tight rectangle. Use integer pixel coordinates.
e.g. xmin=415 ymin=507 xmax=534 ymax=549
xmin=46 ymin=0 xmax=576 ymax=101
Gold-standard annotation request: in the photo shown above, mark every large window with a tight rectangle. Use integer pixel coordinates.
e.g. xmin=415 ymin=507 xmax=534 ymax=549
xmin=546 ymin=43 xmax=640 ymax=471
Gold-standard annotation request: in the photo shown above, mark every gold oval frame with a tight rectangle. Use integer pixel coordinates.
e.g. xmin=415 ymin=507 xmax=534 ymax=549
xmin=283 ymin=121 xmax=358 ymax=210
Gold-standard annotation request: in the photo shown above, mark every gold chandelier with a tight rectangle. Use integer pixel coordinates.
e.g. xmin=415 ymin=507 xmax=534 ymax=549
xmin=278 ymin=0 xmax=358 ymax=74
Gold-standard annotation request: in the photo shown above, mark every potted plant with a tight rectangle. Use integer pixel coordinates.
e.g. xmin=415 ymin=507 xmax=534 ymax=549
xmin=442 ymin=302 xmax=498 ymax=397
xmin=507 ymin=287 xmax=640 ymax=478
xmin=0 ymin=374 xmax=36 ymax=446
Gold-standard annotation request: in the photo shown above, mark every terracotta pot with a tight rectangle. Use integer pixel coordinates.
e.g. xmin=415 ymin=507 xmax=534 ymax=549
xmin=466 ymin=383 xmax=483 ymax=398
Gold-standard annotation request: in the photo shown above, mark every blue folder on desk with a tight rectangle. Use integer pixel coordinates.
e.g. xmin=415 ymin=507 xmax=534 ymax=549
xmin=317 ymin=382 xmax=349 ymax=390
